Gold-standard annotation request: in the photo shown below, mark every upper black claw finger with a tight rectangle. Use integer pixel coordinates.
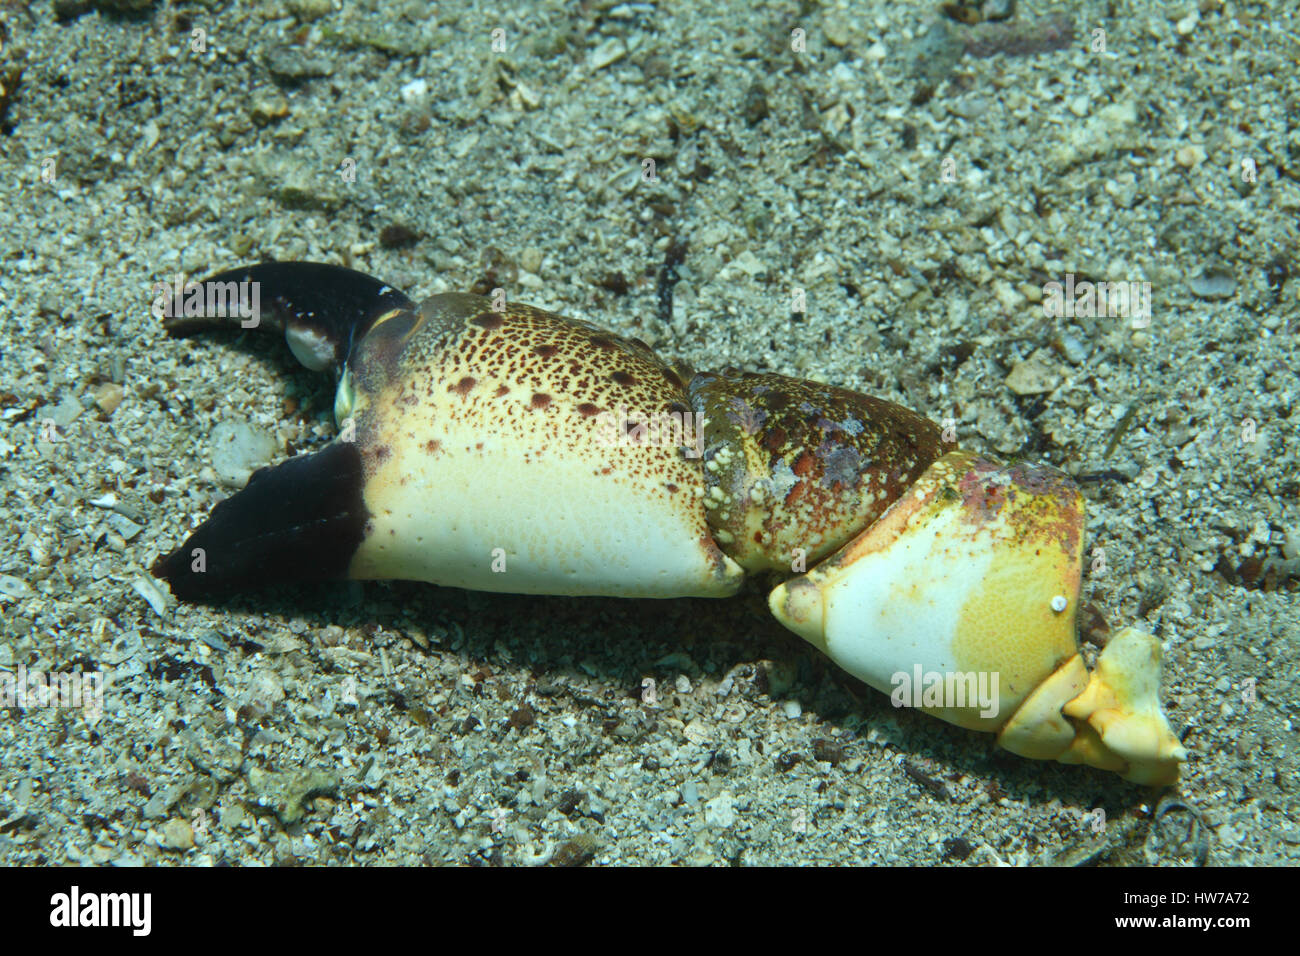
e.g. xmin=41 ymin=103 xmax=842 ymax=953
xmin=154 ymin=261 xmax=414 ymax=372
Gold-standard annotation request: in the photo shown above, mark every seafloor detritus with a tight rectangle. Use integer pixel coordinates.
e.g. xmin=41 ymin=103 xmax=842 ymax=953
xmin=150 ymin=261 xmax=1187 ymax=785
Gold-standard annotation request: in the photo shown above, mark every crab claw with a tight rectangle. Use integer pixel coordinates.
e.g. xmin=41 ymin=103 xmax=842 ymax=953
xmin=768 ymin=449 xmax=1186 ymax=785
xmin=152 ymin=263 xmax=745 ymax=602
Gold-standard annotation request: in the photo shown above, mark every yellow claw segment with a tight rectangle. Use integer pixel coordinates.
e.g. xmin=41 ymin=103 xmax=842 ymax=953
xmin=769 ymin=449 xmax=1084 ymax=733
xmin=996 ymin=654 xmax=1089 ymax=760
xmin=1060 ymin=627 xmax=1188 ymax=786
xmin=1056 ymin=720 xmax=1129 ymax=774
xmin=769 ymin=450 xmax=1186 ymax=784
xmin=768 ymin=576 xmax=827 ymax=654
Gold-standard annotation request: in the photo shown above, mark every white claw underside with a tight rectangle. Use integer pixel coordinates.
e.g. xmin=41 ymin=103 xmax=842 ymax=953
xmin=352 ymin=435 xmax=745 ymax=597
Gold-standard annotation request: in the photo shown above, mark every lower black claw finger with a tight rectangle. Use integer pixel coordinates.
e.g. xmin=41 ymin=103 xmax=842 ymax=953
xmin=151 ymin=441 xmax=370 ymax=602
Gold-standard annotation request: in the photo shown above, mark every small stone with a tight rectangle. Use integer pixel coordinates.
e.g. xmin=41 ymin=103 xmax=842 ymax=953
xmin=1188 ymin=266 xmax=1235 ymax=300
xmin=264 ymin=48 xmax=333 ymax=84
xmin=210 ymin=422 xmax=277 ymax=488
xmin=511 ymin=83 xmax=541 ymax=111
xmin=1175 ymin=144 xmax=1206 ymax=168
xmin=244 ymin=669 xmax=286 ymax=710
xmin=588 ymin=38 xmax=627 ymax=71
xmin=704 ymin=792 xmax=736 ymax=828
xmin=519 ymin=247 xmax=543 ymax=274
xmin=92 ymin=383 xmax=124 ymax=414
xmin=246 ymin=767 xmax=339 ymax=825
xmin=286 ymin=0 xmax=332 ymax=21
xmin=0 ymin=574 xmax=34 ymax=600
xmin=992 ymin=279 xmax=1024 ymax=311
xmin=195 ymin=629 xmax=231 ymax=653
xmin=950 ymin=96 xmax=991 ymax=120
xmin=1283 ymin=525 xmax=1300 ymax=562
xmin=1176 ymin=11 xmax=1199 ymax=35
xmin=158 ymin=818 xmax=194 ymax=851
xmin=1050 ymin=101 xmax=1136 ymax=170
xmin=682 ymin=719 xmax=710 ymax=744
xmin=107 ymin=513 xmax=143 ymax=542
xmin=906 ymin=20 xmax=963 ymax=85
xmin=731 ymin=250 xmax=767 ymax=277
xmin=399 ymin=79 xmax=428 ymax=105
xmin=1056 ymin=334 xmax=1089 ymax=365
xmin=250 ymin=92 xmax=289 ymax=126
xmin=131 ymin=575 xmax=172 ymax=617
xmin=675 ymin=674 xmax=692 ymax=694
xmin=1004 ymin=354 xmax=1060 ymax=395
xmin=47 ymin=395 xmax=84 ymax=429
xmin=823 ymin=14 xmax=851 ymax=47
xmin=261 ymin=634 xmax=304 ymax=655
xmin=782 ymin=700 xmax=802 ymax=719
xmin=551 ymin=834 xmax=599 ymax=867
xmin=143 ymin=784 xmax=186 ymax=820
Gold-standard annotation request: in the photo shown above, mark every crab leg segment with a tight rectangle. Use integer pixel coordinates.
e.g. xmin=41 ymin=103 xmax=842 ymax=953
xmin=768 ymin=450 xmax=1186 ymax=784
